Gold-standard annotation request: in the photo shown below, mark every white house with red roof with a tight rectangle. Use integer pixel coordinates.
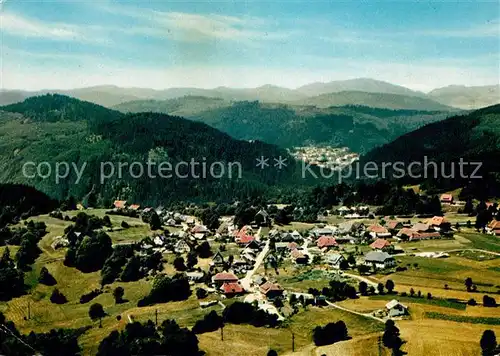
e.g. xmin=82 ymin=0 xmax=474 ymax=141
xmin=212 ymin=272 xmax=238 ymax=287
xmin=220 ymin=282 xmax=245 ymax=297
xmin=316 ymin=236 xmax=338 ymax=249
xmin=370 ymin=238 xmax=391 ymax=250
xmin=440 ymin=194 xmax=454 ymax=204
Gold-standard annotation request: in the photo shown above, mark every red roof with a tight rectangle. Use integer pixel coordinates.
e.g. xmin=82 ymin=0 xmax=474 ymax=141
xmin=128 ymin=204 xmax=140 ymax=210
xmin=370 ymin=238 xmax=391 ymax=249
xmin=427 ymin=216 xmax=446 ymax=226
xmin=368 ymin=224 xmax=389 ymax=234
xmin=237 ymin=235 xmax=255 ymax=244
xmin=287 ymin=242 xmax=298 ymax=250
xmin=488 ymin=220 xmax=500 ymax=229
xmin=411 ymin=232 xmax=441 ymax=240
xmin=440 ymin=194 xmax=453 ymax=202
xmin=213 ymin=272 xmax=238 ymax=282
xmin=260 ymin=282 xmax=284 ymax=295
xmin=316 ymin=236 xmax=338 ymax=248
xmin=221 ymin=282 xmax=244 ymax=294
xmin=397 ymin=228 xmax=420 ymax=238
xmin=291 ymin=249 xmax=306 ymax=259
xmin=386 ymin=221 xmax=402 ymax=230
xmin=113 ymin=200 xmax=127 ymax=209
xmin=191 ymin=225 xmax=209 ymax=234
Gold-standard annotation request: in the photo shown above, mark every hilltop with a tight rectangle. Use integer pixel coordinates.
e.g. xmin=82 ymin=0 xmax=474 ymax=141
xmin=361 ymin=104 xmax=500 ymax=194
xmin=292 ymin=91 xmax=454 ymax=111
xmin=428 ymin=84 xmax=500 ymax=110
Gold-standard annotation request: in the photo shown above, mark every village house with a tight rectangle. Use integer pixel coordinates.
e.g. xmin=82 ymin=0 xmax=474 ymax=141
xmin=338 ymin=221 xmax=365 ymax=235
xmin=211 ymin=251 xmax=226 ymax=267
xmin=241 ymin=248 xmax=258 ymax=263
xmin=316 ymin=236 xmax=338 ymax=249
xmin=370 ymin=238 xmax=391 ymax=250
xmin=367 ymin=224 xmax=391 ymax=238
xmin=113 ymin=200 xmax=127 ymax=209
xmin=254 ymin=209 xmax=270 ymax=226
xmin=386 ymin=220 xmax=404 ymax=231
xmin=186 ymin=271 xmax=205 ymax=283
xmin=487 ymin=220 xmax=500 ymax=236
xmin=212 ymin=272 xmax=239 ymax=287
xmin=412 ymin=222 xmax=432 ymax=232
xmin=128 ymin=204 xmax=140 ymax=211
xmin=440 ymin=194 xmax=454 ymax=204
xmin=311 ymin=226 xmax=336 ymax=237
xmin=364 ymin=251 xmax=396 ymax=269
xmin=396 ymin=228 xmax=440 ymax=241
xmin=426 ymin=216 xmax=450 ymax=230
xmin=174 ymin=240 xmax=191 ymax=254
xmin=221 ymin=282 xmax=245 ymax=297
xmin=260 ymin=282 xmax=284 ymax=299
xmin=291 ymin=249 xmax=309 ymax=264
xmin=253 ymin=275 xmax=267 ymax=286
xmin=325 ymin=253 xmax=346 ymax=269
xmin=191 ymin=225 xmax=210 ymax=236
xmin=385 ymin=299 xmax=408 ymax=317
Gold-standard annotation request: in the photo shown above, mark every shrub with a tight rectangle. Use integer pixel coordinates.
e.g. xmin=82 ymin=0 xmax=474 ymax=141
xmin=196 ymin=288 xmax=208 ymax=300
xmin=80 ymin=289 xmax=102 ymax=304
xmin=113 ymin=287 xmax=125 ymax=304
xmin=38 ymin=267 xmax=57 ymax=286
xmin=50 ymin=289 xmax=68 ymax=304
xmin=192 ymin=311 xmax=223 ymax=334
xmin=483 ymin=295 xmax=497 ymax=307
xmin=467 ymin=298 xmax=477 ymax=306
xmin=313 ymin=321 xmax=349 ymax=346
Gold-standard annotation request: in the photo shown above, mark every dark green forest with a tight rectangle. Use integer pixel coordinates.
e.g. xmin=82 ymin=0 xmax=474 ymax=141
xmin=0 ymin=95 xmax=325 ymax=205
xmin=114 ymin=99 xmax=452 ymax=153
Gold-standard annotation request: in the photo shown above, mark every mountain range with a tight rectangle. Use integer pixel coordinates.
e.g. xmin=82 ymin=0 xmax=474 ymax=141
xmin=0 ymin=93 xmax=499 ymax=204
xmin=1 ymin=78 xmax=498 ymax=109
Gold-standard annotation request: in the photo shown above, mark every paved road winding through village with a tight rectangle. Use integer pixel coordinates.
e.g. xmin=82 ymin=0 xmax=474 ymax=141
xmin=240 ymin=239 xmax=270 ymax=291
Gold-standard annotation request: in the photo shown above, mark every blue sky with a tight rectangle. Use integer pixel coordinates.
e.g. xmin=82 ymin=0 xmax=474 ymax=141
xmin=1 ymin=0 xmax=499 ymax=91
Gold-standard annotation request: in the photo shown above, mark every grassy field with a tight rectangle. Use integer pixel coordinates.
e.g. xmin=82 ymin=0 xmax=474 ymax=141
xmin=377 ymin=254 xmax=500 ymax=298
xmin=425 ymin=312 xmax=500 ymax=325
xmin=198 ymin=306 xmax=384 ymax=356
xmin=460 ymin=231 xmax=500 ymax=253
xmin=3 ymin=210 xmax=499 ymax=355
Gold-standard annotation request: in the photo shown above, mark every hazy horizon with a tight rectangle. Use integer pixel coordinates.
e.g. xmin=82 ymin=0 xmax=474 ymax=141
xmin=1 ymin=78 xmax=500 ymax=95
xmin=1 ymin=0 xmax=499 ymax=91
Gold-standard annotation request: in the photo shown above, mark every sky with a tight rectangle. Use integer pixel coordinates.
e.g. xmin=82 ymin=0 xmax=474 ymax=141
xmin=1 ymin=0 xmax=499 ymax=91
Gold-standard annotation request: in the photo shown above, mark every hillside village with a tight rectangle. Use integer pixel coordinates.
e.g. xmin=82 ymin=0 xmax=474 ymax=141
xmin=288 ymin=146 xmax=360 ymax=170
xmin=2 ymin=190 xmax=498 ymax=355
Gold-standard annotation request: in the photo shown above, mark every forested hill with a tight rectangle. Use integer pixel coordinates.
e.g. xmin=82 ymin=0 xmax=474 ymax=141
xmin=361 ymin=104 xmax=500 ymax=195
xmin=2 ymin=94 xmax=123 ymax=124
xmin=0 ymin=184 xmax=58 ymax=227
xmin=0 ymin=95 xmax=322 ymax=205
xmin=115 ymin=99 xmax=452 ymax=154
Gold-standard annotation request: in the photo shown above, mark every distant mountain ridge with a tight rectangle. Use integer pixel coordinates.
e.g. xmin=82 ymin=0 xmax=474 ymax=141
xmin=428 ymin=84 xmax=500 ymax=109
xmin=291 ymin=91 xmax=453 ymax=111
xmin=2 ymin=78 xmax=497 ymax=109
xmin=115 ymin=98 xmax=453 ymax=154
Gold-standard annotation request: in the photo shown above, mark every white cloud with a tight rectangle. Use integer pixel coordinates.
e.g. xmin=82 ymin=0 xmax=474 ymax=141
xmin=1 ymin=12 xmax=82 ymax=40
xmin=417 ymin=19 xmax=500 ymax=38
xmin=95 ymin=3 xmax=284 ymax=43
